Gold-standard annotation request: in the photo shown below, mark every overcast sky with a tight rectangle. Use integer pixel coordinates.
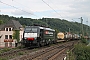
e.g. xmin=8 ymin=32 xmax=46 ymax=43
xmin=0 ymin=0 xmax=90 ymax=26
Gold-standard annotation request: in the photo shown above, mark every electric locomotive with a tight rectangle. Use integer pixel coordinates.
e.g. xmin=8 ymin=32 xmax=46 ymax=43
xmin=22 ymin=25 xmax=56 ymax=47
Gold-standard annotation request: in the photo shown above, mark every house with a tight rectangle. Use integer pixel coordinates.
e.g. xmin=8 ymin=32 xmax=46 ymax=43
xmin=0 ymin=20 xmax=24 ymax=48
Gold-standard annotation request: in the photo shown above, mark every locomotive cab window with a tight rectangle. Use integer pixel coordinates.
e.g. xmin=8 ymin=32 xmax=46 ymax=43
xmin=25 ymin=27 xmax=37 ymax=33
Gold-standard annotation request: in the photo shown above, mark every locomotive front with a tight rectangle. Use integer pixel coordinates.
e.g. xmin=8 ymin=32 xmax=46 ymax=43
xmin=22 ymin=26 xmax=39 ymax=47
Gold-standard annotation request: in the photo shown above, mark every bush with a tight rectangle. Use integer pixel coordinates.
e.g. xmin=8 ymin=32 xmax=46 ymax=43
xmin=81 ymin=37 xmax=89 ymax=45
xmin=74 ymin=43 xmax=90 ymax=60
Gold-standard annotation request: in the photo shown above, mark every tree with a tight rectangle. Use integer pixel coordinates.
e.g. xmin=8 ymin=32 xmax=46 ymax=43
xmin=13 ymin=30 xmax=20 ymax=42
xmin=0 ymin=14 xmax=90 ymax=35
xmin=0 ymin=20 xmax=3 ymax=25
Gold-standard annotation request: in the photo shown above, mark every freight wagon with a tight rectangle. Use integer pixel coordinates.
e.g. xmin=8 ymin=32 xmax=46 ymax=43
xmin=57 ymin=32 xmax=80 ymax=41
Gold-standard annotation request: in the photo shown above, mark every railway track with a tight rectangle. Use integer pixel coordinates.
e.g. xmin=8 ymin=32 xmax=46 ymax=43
xmin=10 ymin=40 xmax=78 ymax=60
xmin=0 ymin=47 xmax=44 ymax=59
xmin=0 ymin=48 xmax=29 ymax=59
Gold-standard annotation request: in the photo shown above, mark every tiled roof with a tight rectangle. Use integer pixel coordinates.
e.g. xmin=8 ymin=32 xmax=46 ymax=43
xmin=0 ymin=20 xmax=23 ymax=30
xmin=0 ymin=24 xmax=4 ymax=30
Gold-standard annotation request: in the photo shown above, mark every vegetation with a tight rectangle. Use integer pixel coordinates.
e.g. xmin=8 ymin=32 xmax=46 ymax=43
xmin=0 ymin=58 xmax=7 ymax=60
xmin=73 ymin=43 xmax=90 ymax=60
xmin=18 ymin=52 xmax=24 ymax=55
xmin=0 ymin=20 xmax=3 ymax=25
xmin=0 ymin=48 xmax=11 ymax=54
xmin=81 ymin=37 xmax=89 ymax=45
xmin=68 ymin=37 xmax=90 ymax=60
xmin=0 ymin=14 xmax=90 ymax=36
xmin=13 ymin=30 xmax=20 ymax=42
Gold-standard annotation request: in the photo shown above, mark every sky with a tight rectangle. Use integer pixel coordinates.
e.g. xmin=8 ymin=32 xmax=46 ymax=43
xmin=0 ymin=0 xmax=90 ymax=26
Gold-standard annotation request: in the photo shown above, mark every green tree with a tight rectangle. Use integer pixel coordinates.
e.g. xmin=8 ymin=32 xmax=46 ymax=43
xmin=0 ymin=14 xmax=90 ymax=36
xmin=0 ymin=20 xmax=3 ymax=25
xmin=13 ymin=30 xmax=20 ymax=42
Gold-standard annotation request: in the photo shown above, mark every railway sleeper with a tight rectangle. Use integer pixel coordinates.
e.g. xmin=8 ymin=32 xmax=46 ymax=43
xmin=44 ymin=48 xmax=65 ymax=60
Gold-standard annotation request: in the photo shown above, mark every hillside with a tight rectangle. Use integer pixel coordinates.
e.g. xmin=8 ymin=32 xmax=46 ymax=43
xmin=0 ymin=14 xmax=90 ymax=36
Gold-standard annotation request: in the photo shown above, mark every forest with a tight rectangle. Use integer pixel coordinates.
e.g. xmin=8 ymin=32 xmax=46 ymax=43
xmin=0 ymin=14 xmax=90 ymax=36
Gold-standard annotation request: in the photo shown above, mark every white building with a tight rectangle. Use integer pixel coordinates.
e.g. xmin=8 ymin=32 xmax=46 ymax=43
xmin=0 ymin=20 xmax=24 ymax=48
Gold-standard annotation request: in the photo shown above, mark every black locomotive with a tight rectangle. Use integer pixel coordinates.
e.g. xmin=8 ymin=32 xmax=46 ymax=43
xmin=22 ymin=26 xmax=56 ymax=47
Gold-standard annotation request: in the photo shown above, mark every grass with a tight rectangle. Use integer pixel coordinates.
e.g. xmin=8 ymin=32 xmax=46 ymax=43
xmin=0 ymin=48 xmax=11 ymax=54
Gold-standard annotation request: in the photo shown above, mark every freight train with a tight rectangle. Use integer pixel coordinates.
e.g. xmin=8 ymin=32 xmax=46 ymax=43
xmin=57 ymin=32 xmax=80 ymax=41
xmin=22 ymin=25 xmax=56 ymax=47
xmin=22 ymin=25 xmax=80 ymax=47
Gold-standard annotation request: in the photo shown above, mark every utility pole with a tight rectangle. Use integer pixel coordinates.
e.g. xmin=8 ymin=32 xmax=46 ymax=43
xmin=86 ymin=20 xmax=88 ymax=37
xmin=69 ymin=28 xmax=70 ymax=33
xmin=81 ymin=17 xmax=84 ymax=37
xmin=72 ymin=17 xmax=84 ymax=37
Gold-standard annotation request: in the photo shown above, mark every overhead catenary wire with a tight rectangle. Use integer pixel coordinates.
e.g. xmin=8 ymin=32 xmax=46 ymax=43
xmin=11 ymin=0 xmax=35 ymax=12
xmin=13 ymin=0 xmax=63 ymax=19
xmin=49 ymin=0 xmax=68 ymax=18
xmin=0 ymin=1 xmax=38 ymax=17
xmin=42 ymin=0 xmax=63 ymax=18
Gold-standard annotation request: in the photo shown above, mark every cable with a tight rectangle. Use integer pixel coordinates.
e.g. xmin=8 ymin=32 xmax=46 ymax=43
xmin=49 ymin=0 xmax=67 ymax=18
xmin=11 ymin=0 xmax=34 ymax=12
xmin=0 ymin=1 xmax=37 ymax=17
xmin=42 ymin=0 xmax=62 ymax=18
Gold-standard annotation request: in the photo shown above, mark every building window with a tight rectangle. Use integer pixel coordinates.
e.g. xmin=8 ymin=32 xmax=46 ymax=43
xmin=5 ymin=35 xmax=8 ymax=39
xmin=9 ymin=35 xmax=12 ymax=39
xmin=5 ymin=28 xmax=12 ymax=31
xmin=9 ymin=28 xmax=12 ymax=31
xmin=6 ymin=28 xmax=8 ymax=31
